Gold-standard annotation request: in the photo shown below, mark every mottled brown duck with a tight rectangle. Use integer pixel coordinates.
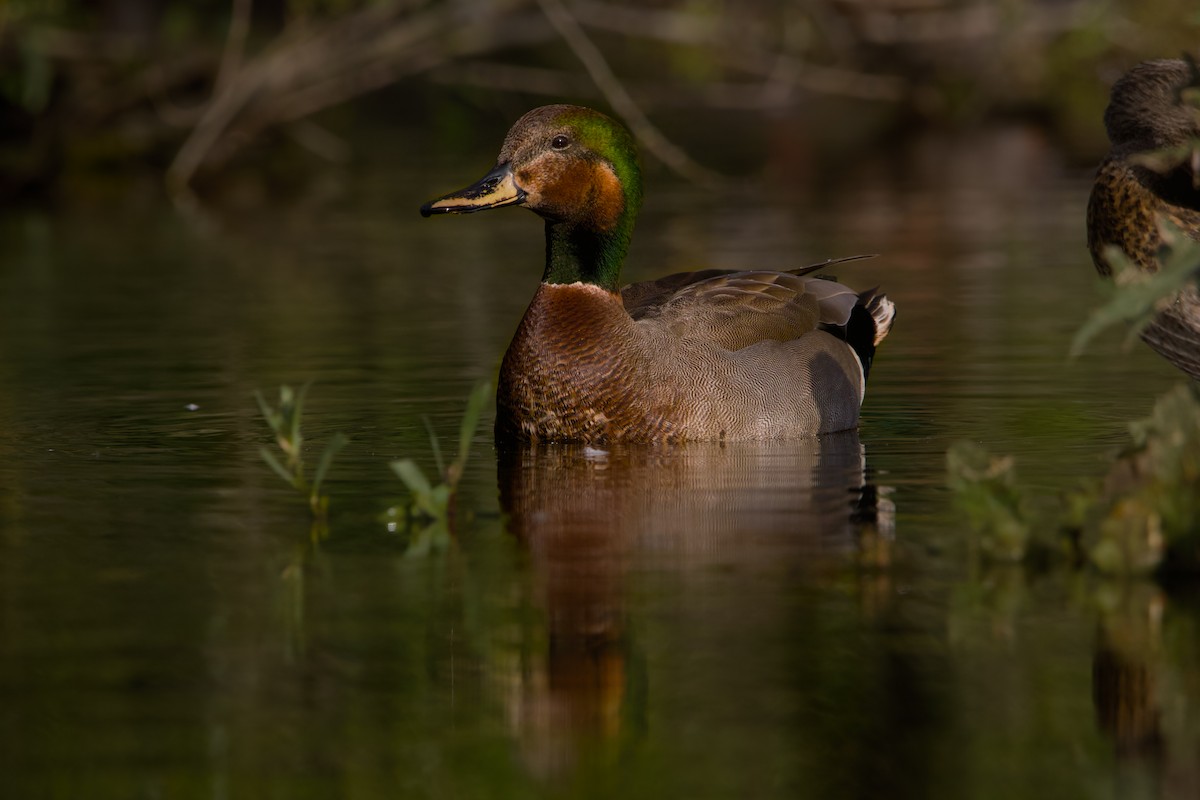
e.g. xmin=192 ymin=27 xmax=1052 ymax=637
xmin=1087 ymin=58 xmax=1200 ymax=380
xmin=421 ymin=105 xmax=895 ymax=443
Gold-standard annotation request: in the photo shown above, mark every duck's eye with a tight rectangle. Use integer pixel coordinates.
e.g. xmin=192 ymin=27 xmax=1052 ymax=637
xmin=551 ymin=134 xmax=571 ymax=151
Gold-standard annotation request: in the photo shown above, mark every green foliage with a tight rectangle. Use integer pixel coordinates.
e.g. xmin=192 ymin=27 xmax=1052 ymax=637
xmin=387 ymin=380 xmax=490 ymax=533
xmin=253 ymin=379 xmax=488 ymax=554
xmin=255 ymin=383 xmax=349 ymax=521
xmin=949 ymin=385 xmax=1200 ymax=576
xmin=1089 ymin=496 xmax=1166 ymax=576
xmin=1090 ymin=384 xmax=1200 ymax=574
xmin=1072 ymin=223 xmax=1200 ymax=357
xmin=945 ymin=441 xmax=1033 ymax=562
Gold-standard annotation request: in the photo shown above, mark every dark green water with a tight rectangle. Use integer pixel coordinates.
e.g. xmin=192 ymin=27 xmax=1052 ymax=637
xmin=1 ymin=121 xmax=1196 ymax=798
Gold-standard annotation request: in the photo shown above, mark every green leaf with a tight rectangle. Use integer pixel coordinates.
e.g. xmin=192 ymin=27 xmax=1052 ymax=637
xmin=260 ymin=446 xmax=299 ymax=487
xmin=422 ymin=415 xmax=445 ymax=478
xmin=406 ymin=522 xmax=437 ymax=558
xmin=430 ymin=484 xmax=452 ymax=510
xmin=255 ymin=389 xmax=284 ymax=435
xmin=312 ymin=432 xmax=349 ymax=495
xmin=457 ymin=381 xmax=491 ymax=467
xmin=289 ymin=382 xmax=311 ymax=455
xmin=391 ymin=458 xmax=433 ymax=496
xmin=413 ymin=484 xmax=451 ymax=522
xmin=1071 ymin=229 xmax=1200 ymax=357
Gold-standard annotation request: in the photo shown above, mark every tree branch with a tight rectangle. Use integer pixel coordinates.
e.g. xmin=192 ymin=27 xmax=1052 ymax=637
xmin=535 ymin=0 xmax=726 ymax=186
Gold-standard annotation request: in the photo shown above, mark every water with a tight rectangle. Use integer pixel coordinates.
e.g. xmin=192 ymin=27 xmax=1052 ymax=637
xmin=0 ymin=120 xmax=1195 ymax=798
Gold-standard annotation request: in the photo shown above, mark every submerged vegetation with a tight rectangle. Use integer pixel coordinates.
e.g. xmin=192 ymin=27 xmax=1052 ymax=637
xmin=386 ymin=380 xmax=490 ymax=532
xmin=1089 ymin=385 xmax=1200 ymax=574
xmin=255 ymin=383 xmax=349 ymax=523
xmin=949 ymin=384 xmax=1200 ymax=576
xmin=255 ymin=380 xmax=490 ymax=551
xmin=945 ymin=441 xmax=1033 ymax=563
xmin=953 ymin=194 xmax=1200 ymax=574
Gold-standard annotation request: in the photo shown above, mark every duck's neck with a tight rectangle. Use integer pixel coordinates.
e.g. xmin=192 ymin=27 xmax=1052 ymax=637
xmin=541 ymin=218 xmax=633 ymax=293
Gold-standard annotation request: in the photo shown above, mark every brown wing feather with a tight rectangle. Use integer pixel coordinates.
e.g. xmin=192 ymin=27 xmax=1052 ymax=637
xmin=622 ymin=269 xmax=859 ymax=352
xmin=620 ymin=255 xmax=877 ymax=317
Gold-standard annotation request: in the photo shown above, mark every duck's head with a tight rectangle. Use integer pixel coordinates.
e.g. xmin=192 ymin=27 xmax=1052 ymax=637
xmin=421 ymin=105 xmax=642 ymax=289
xmin=421 ymin=104 xmax=642 ymax=228
xmin=1105 ymin=58 xmax=1200 ymax=154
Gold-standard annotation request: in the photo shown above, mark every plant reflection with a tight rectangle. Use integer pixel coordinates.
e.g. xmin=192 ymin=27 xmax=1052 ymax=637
xmin=495 ymin=433 xmax=894 ymax=779
xmin=279 ymin=542 xmax=310 ymax=664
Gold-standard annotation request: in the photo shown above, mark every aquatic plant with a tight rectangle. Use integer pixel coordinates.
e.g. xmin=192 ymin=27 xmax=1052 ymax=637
xmin=386 ymin=381 xmax=490 ymax=535
xmin=948 ymin=385 xmax=1200 ymax=575
xmin=945 ymin=440 xmax=1033 ymax=562
xmin=255 ymin=383 xmax=349 ymax=520
xmin=1089 ymin=384 xmax=1200 ymax=575
xmin=1072 ymin=223 xmax=1200 ymax=358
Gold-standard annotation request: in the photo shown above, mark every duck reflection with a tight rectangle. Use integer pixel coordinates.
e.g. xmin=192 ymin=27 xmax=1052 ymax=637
xmin=1093 ymin=583 xmax=1166 ymax=761
xmin=1091 ymin=583 xmax=1200 ymax=798
xmin=496 ymin=432 xmax=893 ymax=778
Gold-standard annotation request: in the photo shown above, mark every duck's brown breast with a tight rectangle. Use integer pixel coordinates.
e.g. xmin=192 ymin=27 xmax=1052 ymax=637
xmin=497 ymin=283 xmax=685 ymax=442
xmin=1087 ymin=158 xmax=1163 ymax=275
xmin=1087 ymin=156 xmax=1200 ymax=380
xmin=1088 ymin=157 xmax=1200 ymax=275
xmin=495 ymin=283 xmax=864 ymax=443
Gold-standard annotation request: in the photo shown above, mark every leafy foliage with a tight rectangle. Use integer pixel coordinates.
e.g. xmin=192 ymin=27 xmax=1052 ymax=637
xmin=1089 ymin=384 xmax=1200 ymax=574
xmin=948 ymin=385 xmax=1200 ymax=575
xmin=1072 ymin=222 xmax=1200 ymax=357
xmin=945 ymin=441 xmax=1032 ymax=562
xmin=387 ymin=381 xmax=490 ymax=531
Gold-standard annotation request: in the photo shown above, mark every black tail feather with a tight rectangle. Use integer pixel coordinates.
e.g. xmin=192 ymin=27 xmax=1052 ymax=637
xmin=821 ymin=288 xmax=896 ymax=380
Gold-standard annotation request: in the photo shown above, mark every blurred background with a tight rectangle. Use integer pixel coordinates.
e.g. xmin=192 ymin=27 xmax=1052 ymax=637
xmin=2 ymin=0 xmax=1198 ymax=203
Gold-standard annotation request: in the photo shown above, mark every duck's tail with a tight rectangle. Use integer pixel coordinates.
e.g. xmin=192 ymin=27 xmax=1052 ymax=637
xmin=845 ymin=288 xmax=895 ymax=380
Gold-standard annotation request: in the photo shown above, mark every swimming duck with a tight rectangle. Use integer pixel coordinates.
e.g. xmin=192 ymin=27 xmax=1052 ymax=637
xmin=1087 ymin=58 xmax=1200 ymax=380
xmin=421 ymin=105 xmax=895 ymax=442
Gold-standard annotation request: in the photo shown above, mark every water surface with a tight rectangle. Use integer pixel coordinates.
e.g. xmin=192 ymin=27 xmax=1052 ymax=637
xmin=0 ymin=121 xmax=1195 ymax=798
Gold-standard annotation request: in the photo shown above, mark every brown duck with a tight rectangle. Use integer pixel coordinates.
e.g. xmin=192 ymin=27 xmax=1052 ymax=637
xmin=1087 ymin=58 xmax=1200 ymax=379
xmin=422 ymin=105 xmax=895 ymax=442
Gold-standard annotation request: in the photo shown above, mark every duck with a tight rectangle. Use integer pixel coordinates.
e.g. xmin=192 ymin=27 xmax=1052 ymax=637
xmin=1087 ymin=58 xmax=1200 ymax=380
xmin=421 ymin=104 xmax=894 ymax=443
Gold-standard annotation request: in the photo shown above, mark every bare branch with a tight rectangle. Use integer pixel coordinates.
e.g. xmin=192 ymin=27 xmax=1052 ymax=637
xmin=570 ymin=0 xmax=905 ymax=102
xmin=214 ymin=0 xmax=253 ymax=96
xmin=535 ymin=0 xmax=726 ymax=186
xmin=428 ymin=61 xmax=595 ymax=97
xmin=167 ymin=0 xmax=552 ymax=195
